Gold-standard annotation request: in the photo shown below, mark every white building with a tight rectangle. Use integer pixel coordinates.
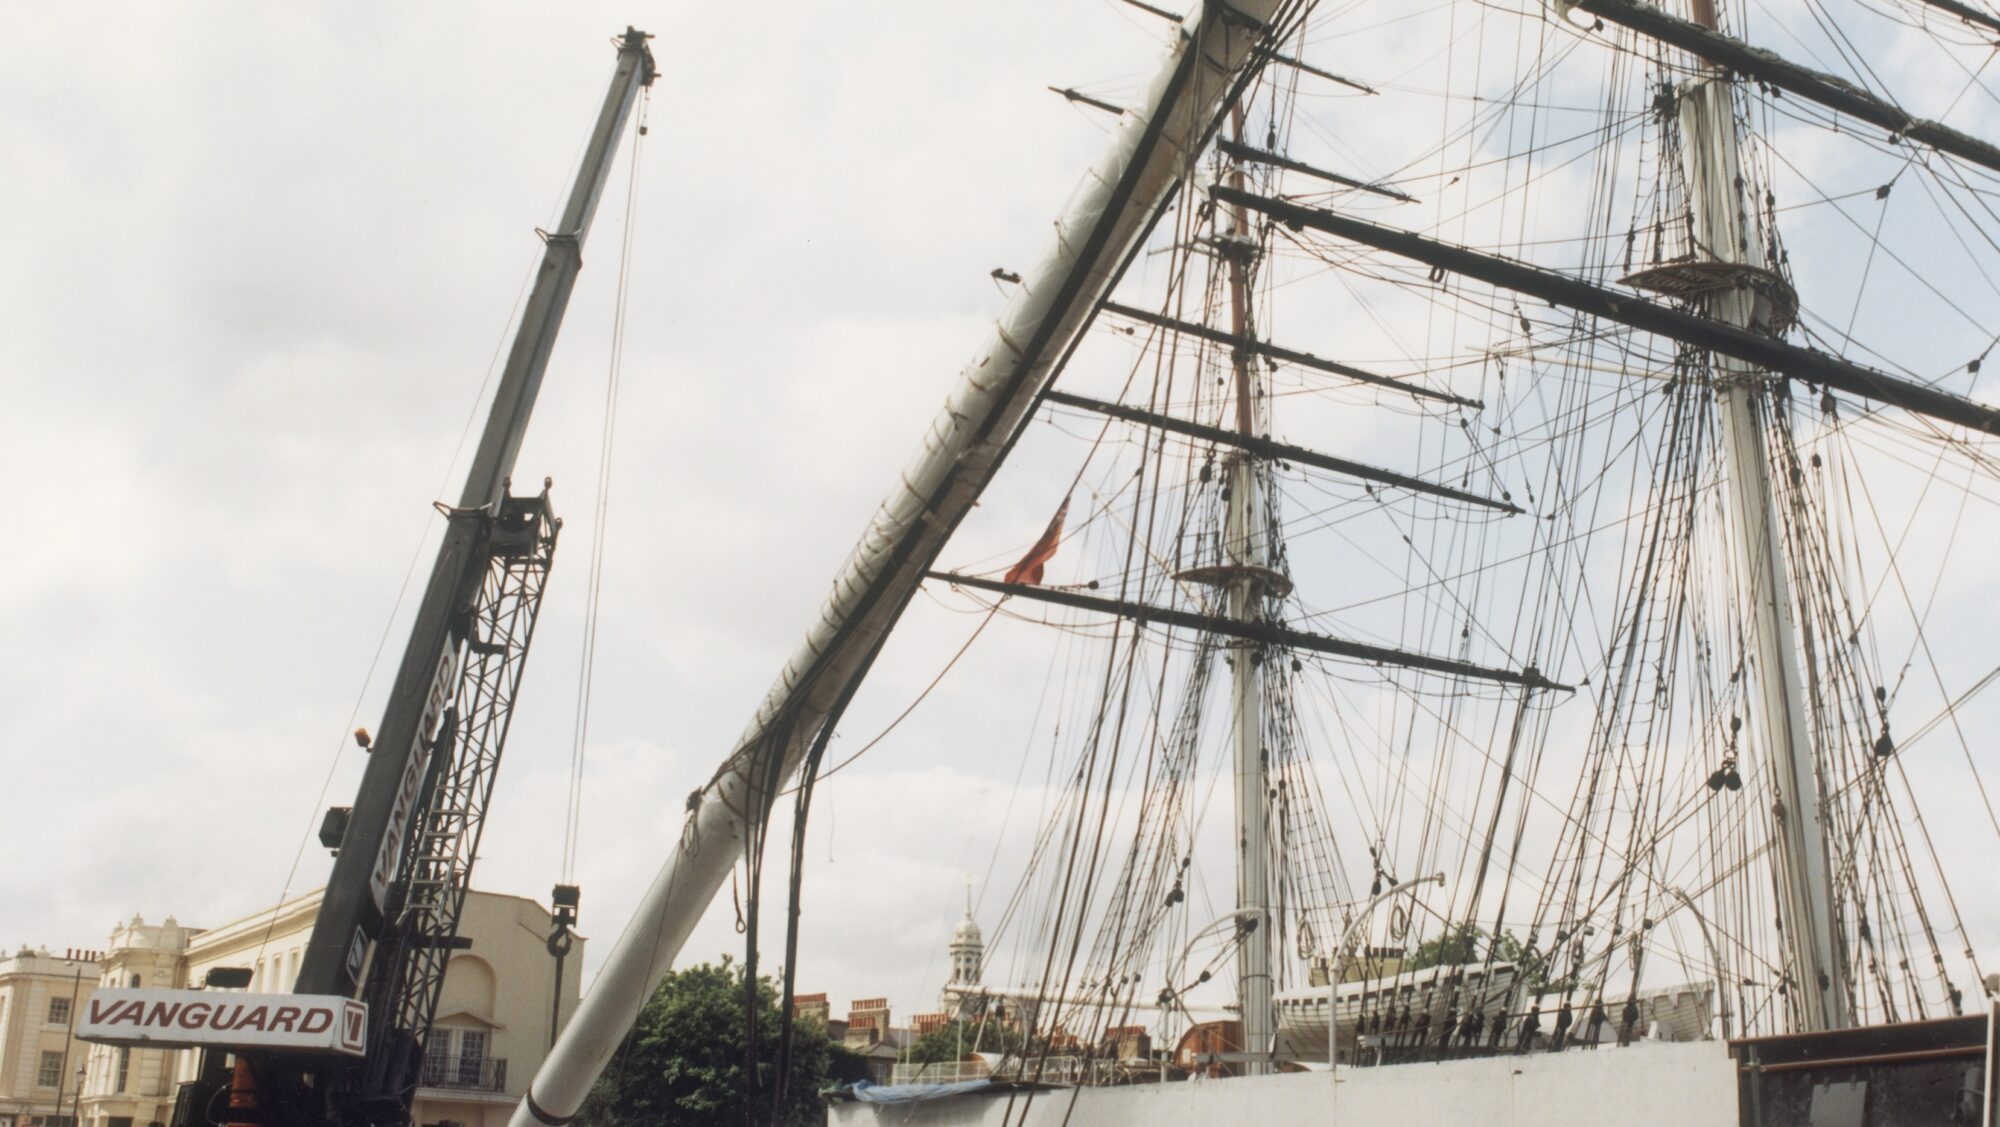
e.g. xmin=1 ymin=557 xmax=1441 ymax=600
xmin=76 ymin=916 xmax=200 ymax=1127
xmin=72 ymin=888 xmax=582 ymax=1127
xmin=943 ymin=899 xmax=984 ymax=1017
xmin=0 ymin=946 xmax=103 ymax=1127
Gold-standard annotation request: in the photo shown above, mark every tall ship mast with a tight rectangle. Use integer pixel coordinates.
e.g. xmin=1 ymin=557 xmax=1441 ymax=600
xmin=1671 ymin=0 xmax=1849 ymax=1031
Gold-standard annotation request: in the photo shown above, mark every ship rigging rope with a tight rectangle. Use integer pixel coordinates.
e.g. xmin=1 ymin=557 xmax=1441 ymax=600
xmin=867 ymin=0 xmax=2000 ymax=1074
xmin=988 ymin=78 xmax=1274 ymax=1109
xmin=790 ymin=184 xmax=1229 ymax=789
xmin=1828 ymin=415 xmax=2000 ymax=849
xmin=561 ymin=88 xmax=650 ymax=883
xmin=770 ymin=8 xmax=1333 ymax=1107
xmin=792 ymin=605 xmax=1002 ymax=787
xmin=1760 ymin=142 xmax=1995 ymax=338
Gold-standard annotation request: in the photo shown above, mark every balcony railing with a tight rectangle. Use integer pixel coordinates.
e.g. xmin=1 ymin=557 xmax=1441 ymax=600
xmin=420 ymin=1056 xmax=508 ymax=1092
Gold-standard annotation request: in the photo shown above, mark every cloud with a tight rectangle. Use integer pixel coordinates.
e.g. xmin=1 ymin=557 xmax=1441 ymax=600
xmin=0 ymin=0 xmax=1175 ymax=998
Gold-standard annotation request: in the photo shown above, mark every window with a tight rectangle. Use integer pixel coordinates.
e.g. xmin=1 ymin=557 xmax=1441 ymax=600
xmin=47 ymin=996 xmax=71 ymax=1025
xmin=456 ymin=1030 xmax=487 ymax=1086
xmin=116 ymin=1046 xmax=131 ymax=1093
xmin=423 ymin=1030 xmax=452 ymax=1082
xmin=38 ymin=1049 xmax=64 ymax=1087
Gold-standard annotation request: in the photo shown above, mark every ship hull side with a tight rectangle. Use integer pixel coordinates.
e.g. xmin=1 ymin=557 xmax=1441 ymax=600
xmin=829 ymin=1041 xmax=1737 ymax=1127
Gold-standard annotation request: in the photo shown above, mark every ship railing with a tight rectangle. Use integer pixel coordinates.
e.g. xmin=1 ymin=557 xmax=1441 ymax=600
xmin=888 ymin=1058 xmax=993 ymax=1086
xmin=888 ymin=1053 xmax=1159 ymax=1089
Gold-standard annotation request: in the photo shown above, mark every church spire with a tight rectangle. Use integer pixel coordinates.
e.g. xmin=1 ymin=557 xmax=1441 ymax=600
xmin=944 ymin=879 xmax=985 ymax=1015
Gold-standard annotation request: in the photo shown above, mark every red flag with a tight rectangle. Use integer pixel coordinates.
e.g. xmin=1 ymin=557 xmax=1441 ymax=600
xmin=1003 ymin=497 xmax=1070 ymax=586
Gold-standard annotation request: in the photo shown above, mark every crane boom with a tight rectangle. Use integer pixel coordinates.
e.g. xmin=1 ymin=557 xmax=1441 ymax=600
xmin=78 ymin=27 xmax=655 ymax=1127
xmin=296 ymin=20 xmax=653 ymax=1008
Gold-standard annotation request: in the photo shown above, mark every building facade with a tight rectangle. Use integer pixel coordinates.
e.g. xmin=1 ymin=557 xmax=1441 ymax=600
xmin=68 ymin=888 xmax=580 ymax=1127
xmin=77 ymin=917 xmax=199 ymax=1127
xmin=0 ymin=946 xmax=103 ymax=1127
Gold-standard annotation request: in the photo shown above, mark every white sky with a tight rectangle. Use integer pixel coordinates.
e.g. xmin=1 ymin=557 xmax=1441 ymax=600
xmin=0 ymin=0 xmax=1177 ymax=1014
xmin=4 ymin=0 xmax=1997 ymax=1037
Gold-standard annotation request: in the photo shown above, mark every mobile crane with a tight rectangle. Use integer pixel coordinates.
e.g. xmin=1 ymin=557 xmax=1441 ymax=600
xmin=77 ymin=28 xmax=655 ymax=1126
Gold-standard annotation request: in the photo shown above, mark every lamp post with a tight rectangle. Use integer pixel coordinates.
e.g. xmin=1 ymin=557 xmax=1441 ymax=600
xmin=1661 ymin=884 xmax=1731 ymax=1040
xmin=1326 ymin=873 xmax=1445 ymax=1075
xmin=51 ymin=964 xmax=85 ymax=1127
xmin=1165 ymin=909 xmax=1267 ymax=1070
xmin=1171 ymin=909 xmax=1270 ymax=981
xmin=1643 ymin=849 xmax=1733 ymax=1041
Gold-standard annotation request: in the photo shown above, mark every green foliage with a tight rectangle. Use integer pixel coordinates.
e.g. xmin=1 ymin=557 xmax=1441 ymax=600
xmin=1405 ymin=924 xmax=1563 ymax=989
xmin=906 ymin=1018 xmax=1024 ymax=1066
xmin=574 ymin=956 xmax=860 ymax=1126
xmin=1405 ymin=922 xmax=1487 ymax=971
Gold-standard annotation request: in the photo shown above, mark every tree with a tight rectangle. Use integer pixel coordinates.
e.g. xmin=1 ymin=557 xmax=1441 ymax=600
xmin=906 ymin=1018 xmax=1025 ymax=1066
xmin=1406 ymin=924 xmax=1565 ymax=989
xmin=574 ymin=955 xmax=861 ymax=1126
xmin=1405 ymin=922 xmax=1487 ymax=971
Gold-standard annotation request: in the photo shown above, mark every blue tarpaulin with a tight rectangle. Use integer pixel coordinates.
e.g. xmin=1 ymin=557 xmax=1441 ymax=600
xmin=844 ymin=1078 xmax=993 ymax=1104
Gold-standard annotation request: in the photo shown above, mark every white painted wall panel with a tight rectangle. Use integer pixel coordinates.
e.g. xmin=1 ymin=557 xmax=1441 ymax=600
xmin=829 ymin=1042 xmax=1739 ymax=1127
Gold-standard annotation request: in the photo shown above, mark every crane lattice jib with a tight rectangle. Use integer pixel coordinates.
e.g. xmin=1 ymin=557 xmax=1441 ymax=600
xmin=345 ymin=491 xmax=560 ymax=1120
